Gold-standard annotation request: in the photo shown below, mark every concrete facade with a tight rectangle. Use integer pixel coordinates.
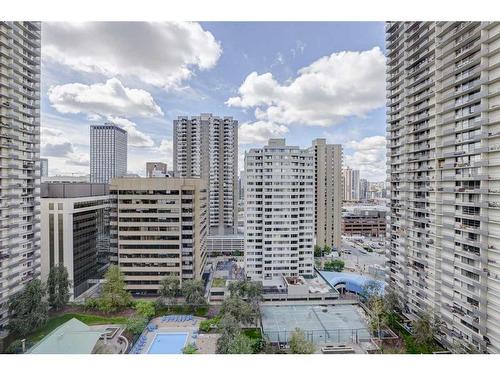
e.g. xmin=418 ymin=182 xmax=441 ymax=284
xmin=109 ymin=177 xmax=208 ymax=295
xmin=0 ymin=21 xmax=41 ymax=332
xmin=386 ymin=21 xmax=500 ymax=353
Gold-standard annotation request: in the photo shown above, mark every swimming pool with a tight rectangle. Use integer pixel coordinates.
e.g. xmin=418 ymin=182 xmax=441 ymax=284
xmin=147 ymin=333 xmax=188 ymax=354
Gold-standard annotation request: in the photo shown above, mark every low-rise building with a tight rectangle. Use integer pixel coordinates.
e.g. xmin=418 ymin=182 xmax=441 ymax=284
xmin=40 ymin=183 xmax=110 ymax=300
xmin=342 ymin=209 xmax=386 ymax=238
xmin=109 ymin=177 xmax=208 ymax=296
xmin=207 ymin=234 xmax=244 ymax=256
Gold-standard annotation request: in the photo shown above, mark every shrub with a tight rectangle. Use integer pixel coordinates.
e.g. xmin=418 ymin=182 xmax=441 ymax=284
xmin=182 ymin=343 xmax=198 ymax=354
xmin=5 ymin=339 xmax=33 ymax=354
xmin=199 ymin=316 xmax=221 ymax=332
xmin=134 ymin=300 xmax=155 ymax=318
xmin=125 ymin=315 xmax=148 ymax=336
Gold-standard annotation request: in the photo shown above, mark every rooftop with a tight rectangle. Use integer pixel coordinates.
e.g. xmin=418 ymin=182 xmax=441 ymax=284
xmin=28 ymin=318 xmax=105 ymax=354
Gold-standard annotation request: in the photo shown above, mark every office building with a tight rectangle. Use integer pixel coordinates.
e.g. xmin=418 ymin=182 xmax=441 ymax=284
xmin=244 ymin=139 xmax=315 ymax=281
xmin=146 ymin=162 xmax=168 ymax=177
xmin=310 ymin=139 xmax=343 ymax=250
xmin=109 ymin=177 xmax=208 ymax=295
xmin=342 ymin=209 xmax=386 ymax=237
xmin=360 ymin=178 xmax=369 ymax=200
xmin=343 ymin=167 xmax=361 ymax=201
xmin=173 ymin=113 xmax=238 ymax=235
xmin=0 ymin=21 xmax=41 ymax=333
xmin=40 ymin=183 xmax=110 ymax=300
xmin=386 ymin=21 xmax=500 ymax=353
xmin=90 ymin=124 xmax=127 ymax=184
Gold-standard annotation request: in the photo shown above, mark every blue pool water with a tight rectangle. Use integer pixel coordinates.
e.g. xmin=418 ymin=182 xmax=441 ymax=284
xmin=147 ymin=333 xmax=188 ymax=354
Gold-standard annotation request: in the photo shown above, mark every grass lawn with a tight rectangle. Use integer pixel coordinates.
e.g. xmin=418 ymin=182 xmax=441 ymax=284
xmin=28 ymin=313 xmax=129 ymax=343
xmin=212 ymin=278 xmax=226 ymax=288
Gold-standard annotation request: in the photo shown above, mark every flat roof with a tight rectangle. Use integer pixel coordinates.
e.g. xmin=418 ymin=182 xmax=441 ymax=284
xmin=28 ymin=318 xmax=104 ymax=354
xmin=260 ymin=304 xmax=370 ymax=344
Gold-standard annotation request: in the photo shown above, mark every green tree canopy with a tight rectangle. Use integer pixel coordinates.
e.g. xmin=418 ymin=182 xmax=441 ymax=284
xmin=97 ymin=265 xmax=131 ymax=313
xmin=323 ymin=259 xmax=345 ymax=272
xmin=216 ymin=314 xmax=242 ymax=354
xmin=159 ymin=276 xmax=180 ymax=306
xmin=47 ymin=264 xmax=70 ymax=310
xmin=289 ymin=328 xmax=316 ymax=354
xmin=314 ymin=245 xmax=323 ymax=258
xmin=125 ymin=314 xmax=148 ymax=335
xmin=413 ymin=313 xmax=440 ymax=348
xmin=8 ymin=279 xmax=48 ymax=337
xmin=181 ymin=280 xmax=205 ymax=310
xmin=220 ymin=295 xmax=257 ymax=326
xmin=226 ymin=333 xmax=254 ymax=354
xmin=135 ymin=300 xmax=155 ymax=318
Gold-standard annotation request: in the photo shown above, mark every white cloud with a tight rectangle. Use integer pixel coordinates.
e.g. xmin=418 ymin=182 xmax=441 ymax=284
xmin=41 ymin=127 xmax=90 ymax=169
xmin=106 ymin=116 xmax=154 ymax=148
xmin=227 ymin=47 xmax=386 ymax=126
xmin=238 ymin=121 xmax=289 ymax=144
xmin=43 ymin=22 xmax=222 ymax=89
xmin=345 ymin=135 xmax=387 ymax=182
xmin=48 ymin=78 xmax=163 ymax=118
xmin=126 ymin=138 xmax=174 ymax=176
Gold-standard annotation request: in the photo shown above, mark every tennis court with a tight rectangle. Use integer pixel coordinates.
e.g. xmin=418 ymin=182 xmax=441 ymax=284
xmin=260 ymin=304 xmax=371 ymax=344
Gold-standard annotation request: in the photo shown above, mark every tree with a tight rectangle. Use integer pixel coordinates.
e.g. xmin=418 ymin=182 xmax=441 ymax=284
xmin=182 ymin=343 xmax=198 ymax=354
xmin=220 ymin=296 xmax=257 ymax=326
xmin=413 ymin=313 xmax=440 ymax=349
xmin=360 ymin=280 xmax=383 ymax=305
xmin=216 ymin=314 xmax=241 ymax=353
xmin=181 ymin=280 xmax=205 ymax=310
xmin=314 ymin=245 xmax=323 ymax=258
xmin=135 ymin=300 xmax=155 ymax=318
xmin=368 ymin=297 xmax=388 ymax=339
xmin=323 ymin=259 xmax=345 ymax=272
xmin=227 ymin=280 xmax=263 ymax=325
xmin=289 ymin=328 xmax=316 ymax=354
xmin=97 ymin=265 xmax=131 ymax=313
xmin=125 ymin=315 xmax=148 ymax=335
xmin=8 ymin=279 xmax=48 ymax=337
xmin=226 ymin=333 xmax=254 ymax=354
xmin=383 ymin=288 xmax=401 ymax=313
xmin=159 ymin=276 xmax=180 ymax=307
xmin=47 ymin=264 xmax=70 ymax=310
xmin=323 ymin=245 xmax=332 ymax=256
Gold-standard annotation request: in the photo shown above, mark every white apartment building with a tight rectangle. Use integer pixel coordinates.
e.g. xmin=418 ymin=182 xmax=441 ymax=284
xmin=90 ymin=124 xmax=127 ymax=184
xmin=311 ymin=139 xmax=343 ymax=250
xmin=40 ymin=183 xmax=110 ymax=300
xmin=109 ymin=177 xmax=208 ymax=295
xmin=0 ymin=21 xmax=41 ymax=333
xmin=386 ymin=21 xmax=500 ymax=353
xmin=244 ymin=139 xmax=315 ymax=282
xmin=173 ymin=113 xmax=238 ymax=235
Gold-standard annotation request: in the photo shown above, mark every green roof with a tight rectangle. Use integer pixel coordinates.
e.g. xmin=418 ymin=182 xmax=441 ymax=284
xmin=28 ymin=318 xmax=104 ymax=354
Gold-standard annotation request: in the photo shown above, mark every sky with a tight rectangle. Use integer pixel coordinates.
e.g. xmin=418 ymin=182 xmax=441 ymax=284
xmin=40 ymin=21 xmax=387 ymax=181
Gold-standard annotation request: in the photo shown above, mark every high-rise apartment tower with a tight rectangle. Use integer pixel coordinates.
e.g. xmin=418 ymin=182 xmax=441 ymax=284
xmin=173 ymin=113 xmax=238 ymax=235
xmin=0 ymin=21 xmax=41 ymax=333
xmin=386 ymin=21 xmax=500 ymax=353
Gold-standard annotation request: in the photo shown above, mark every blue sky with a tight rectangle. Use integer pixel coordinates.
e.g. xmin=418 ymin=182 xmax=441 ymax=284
xmin=41 ymin=22 xmax=387 ymax=181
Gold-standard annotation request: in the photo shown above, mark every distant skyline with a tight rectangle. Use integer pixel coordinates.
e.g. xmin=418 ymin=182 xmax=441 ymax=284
xmin=41 ymin=21 xmax=387 ymax=181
